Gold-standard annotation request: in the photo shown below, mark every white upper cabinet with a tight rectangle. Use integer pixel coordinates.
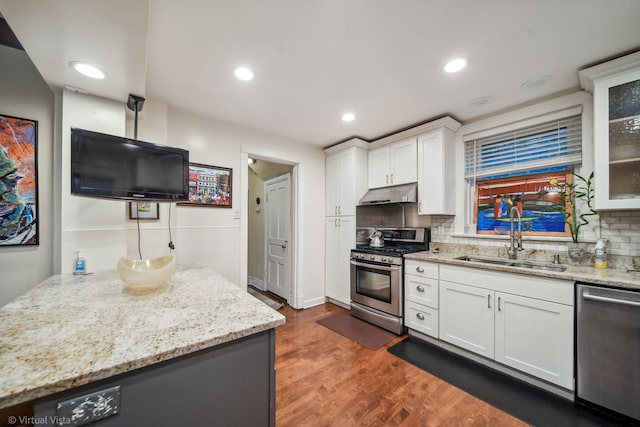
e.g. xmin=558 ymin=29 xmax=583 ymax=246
xmin=325 ymin=141 xmax=368 ymax=216
xmin=579 ymin=51 xmax=640 ymax=210
xmin=417 ymin=128 xmax=457 ymax=215
xmin=368 ymin=138 xmax=417 ymax=188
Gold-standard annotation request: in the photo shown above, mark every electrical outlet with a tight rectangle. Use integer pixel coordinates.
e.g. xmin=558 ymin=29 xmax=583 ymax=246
xmin=234 ymin=209 xmax=240 ymax=219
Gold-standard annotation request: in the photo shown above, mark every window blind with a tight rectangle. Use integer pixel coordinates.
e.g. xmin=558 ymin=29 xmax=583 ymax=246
xmin=464 ymin=115 xmax=582 ymax=180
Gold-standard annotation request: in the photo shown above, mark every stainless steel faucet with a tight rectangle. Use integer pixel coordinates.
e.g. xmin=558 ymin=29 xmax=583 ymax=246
xmin=506 ymin=206 xmax=523 ymax=259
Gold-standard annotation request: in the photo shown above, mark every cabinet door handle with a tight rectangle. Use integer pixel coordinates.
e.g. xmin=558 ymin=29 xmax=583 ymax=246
xmin=390 ymin=173 xmax=394 ymax=183
xmin=335 ymin=206 xmax=338 ymax=214
xmin=335 ymin=218 xmax=338 ymax=227
xmin=338 ymin=206 xmax=341 ymax=214
xmin=416 ymin=285 xmax=425 ymax=292
xmin=416 ymin=266 xmax=424 ymax=273
xmin=488 ymin=294 xmax=491 ymax=309
xmin=338 ymin=218 xmax=341 ymax=227
xmin=498 ymin=296 xmax=501 ymax=312
xmin=386 ymin=174 xmax=389 ymax=184
xmin=416 ymin=313 xmax=425 ymax=320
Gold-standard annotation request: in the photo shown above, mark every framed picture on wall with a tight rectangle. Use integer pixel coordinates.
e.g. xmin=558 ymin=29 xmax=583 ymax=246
xmin=178 ymin=163 xmax=233 ymax=208
xmin=0 ymin=113 xmax=38 ymax=246
xmin=129 ymin=201 xmax=160 ymax=220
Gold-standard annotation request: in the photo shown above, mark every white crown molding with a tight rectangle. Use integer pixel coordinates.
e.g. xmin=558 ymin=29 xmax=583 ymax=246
xmin=579 ymin=51 xmax=640 ymax=93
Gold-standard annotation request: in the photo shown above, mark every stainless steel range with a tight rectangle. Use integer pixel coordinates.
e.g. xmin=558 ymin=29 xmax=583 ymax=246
xmin=350 ymin=227 xmax=430 ymax=334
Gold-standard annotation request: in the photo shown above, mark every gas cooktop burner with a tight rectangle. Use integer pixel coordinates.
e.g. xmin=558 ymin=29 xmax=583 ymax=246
xmin=354 ymin=245 xmax=426 ymax=255
xmin=352 ymin=227 xmax=430 ymax=259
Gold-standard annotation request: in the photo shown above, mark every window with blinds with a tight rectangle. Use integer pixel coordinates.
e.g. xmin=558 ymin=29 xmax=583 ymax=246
xmin=464 ymin=115 xmax=582 ymax=181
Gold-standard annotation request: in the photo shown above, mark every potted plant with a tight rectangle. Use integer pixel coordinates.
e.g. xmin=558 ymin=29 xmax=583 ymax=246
xmin=556 ymin=171 xmax=598 ymax=261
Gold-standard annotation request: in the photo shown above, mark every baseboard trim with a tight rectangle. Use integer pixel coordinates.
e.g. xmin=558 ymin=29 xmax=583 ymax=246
xmin=325 ymin=297 xmax=350 ymax=310
xmin=302 ymin=296 xmax=326 ymax=309
xmin=248 ymin=276 xmax=265 ymax=291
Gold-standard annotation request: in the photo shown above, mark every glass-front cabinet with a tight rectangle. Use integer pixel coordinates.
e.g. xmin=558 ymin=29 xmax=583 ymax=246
xmin=580 ymin=52 xmax=640 ymax=210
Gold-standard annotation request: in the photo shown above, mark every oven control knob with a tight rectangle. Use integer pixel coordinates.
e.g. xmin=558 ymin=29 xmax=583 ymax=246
xmin=369 ymin=255 xmax=375 ymax=260
xmin=381 ymin=257 xmax=387 ymax=262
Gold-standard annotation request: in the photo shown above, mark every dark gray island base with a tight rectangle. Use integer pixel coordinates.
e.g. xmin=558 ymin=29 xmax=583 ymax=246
xmin=33 ymin=330 xmax=275 ymax=426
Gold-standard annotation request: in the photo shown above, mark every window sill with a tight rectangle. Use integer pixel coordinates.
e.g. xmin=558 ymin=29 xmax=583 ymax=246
xmin=450 ymin=233 xmax=596 ymax=244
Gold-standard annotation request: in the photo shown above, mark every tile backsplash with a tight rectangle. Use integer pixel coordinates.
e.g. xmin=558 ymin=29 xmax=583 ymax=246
xmin=353 ymin=204 xmax=639 ymax=270
xmin=355 ymin=204 xmax=431 ymax=229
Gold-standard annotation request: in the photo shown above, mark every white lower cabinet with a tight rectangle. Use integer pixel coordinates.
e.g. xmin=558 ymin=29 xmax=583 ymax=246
xmin=405 ymin=301 xmax=439 ymax=337
xmin=404 ymin=261 xmax=439 ymax=338
xmin=495 ymin=292 xmax=574 ymax=389
xmin=411 ymin=262 xmax=575 ymax=390
xmin=440 ymin=280 xmax=494 ymax=359
xmin=325 ymin=216 xmax=354 ymax=305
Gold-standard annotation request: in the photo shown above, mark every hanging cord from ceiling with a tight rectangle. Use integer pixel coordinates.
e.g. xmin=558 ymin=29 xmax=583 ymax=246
xmin=136 ymin=204 xmax=142 ymax=260
xmin=168 ymin=204 xmax=175 ymax=252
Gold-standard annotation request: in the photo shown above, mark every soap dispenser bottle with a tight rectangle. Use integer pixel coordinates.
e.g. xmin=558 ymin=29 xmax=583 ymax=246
xmin=594 ymin=238 xmax=608 ymax=269
xmin=74 ymin=250 xmax=86 ymax=275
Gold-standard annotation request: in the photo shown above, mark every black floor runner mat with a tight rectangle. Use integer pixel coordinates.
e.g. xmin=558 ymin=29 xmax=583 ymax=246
xmin=388 ymin=336 xmax=636 ymax=426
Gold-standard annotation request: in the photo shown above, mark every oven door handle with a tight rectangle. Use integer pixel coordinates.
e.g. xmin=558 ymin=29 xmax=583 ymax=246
xmin=350 ymin=259 xmax=400 ymax=272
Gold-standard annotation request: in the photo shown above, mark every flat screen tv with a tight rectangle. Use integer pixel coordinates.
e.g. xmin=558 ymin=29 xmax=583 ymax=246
xmin=71 ymin=127 xmax=189 ymax=201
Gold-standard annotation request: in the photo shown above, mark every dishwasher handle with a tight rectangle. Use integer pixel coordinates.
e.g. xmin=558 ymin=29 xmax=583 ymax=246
xmin=582 ymin=291 xmax=640 ymax=308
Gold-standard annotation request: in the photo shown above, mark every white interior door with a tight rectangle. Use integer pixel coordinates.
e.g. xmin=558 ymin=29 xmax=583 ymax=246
xmin=265 ymin=174 xmax=290 ymax=299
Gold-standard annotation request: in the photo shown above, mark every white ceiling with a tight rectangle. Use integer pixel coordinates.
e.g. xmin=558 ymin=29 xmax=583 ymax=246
xmin=1 ymin=0 xmax=639 ymax=147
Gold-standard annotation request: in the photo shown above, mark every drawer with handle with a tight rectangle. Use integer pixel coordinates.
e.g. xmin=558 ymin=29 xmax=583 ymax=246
xmin=405 ymin=301 xmax=439 ymax=338
xmin=405 ymin=260 xmax=438 ymax=279
xmin=405 ymin=275 xmax=438 ymax=309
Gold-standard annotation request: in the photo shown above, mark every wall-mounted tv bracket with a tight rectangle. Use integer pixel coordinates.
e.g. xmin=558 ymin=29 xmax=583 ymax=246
xmin=127 ymin=94 xmax=145 ymax=140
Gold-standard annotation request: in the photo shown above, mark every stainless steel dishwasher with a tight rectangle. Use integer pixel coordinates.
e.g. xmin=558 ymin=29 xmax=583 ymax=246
xmin=576 ymin=283 xmax=640 ymax=422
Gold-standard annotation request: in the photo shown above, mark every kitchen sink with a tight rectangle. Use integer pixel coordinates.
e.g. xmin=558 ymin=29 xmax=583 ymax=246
xmin=454 ymin=256 xmax=567 ymax=272
xmin=454 ymin=256 xmax=513 ymax=266
xmin=511 ymin=262 xmax=567 ymax=272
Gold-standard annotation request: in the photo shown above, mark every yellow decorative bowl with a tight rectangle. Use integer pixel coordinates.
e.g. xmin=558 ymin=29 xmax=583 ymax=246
xmin=117 ymin=254 xmax=176 ymax=293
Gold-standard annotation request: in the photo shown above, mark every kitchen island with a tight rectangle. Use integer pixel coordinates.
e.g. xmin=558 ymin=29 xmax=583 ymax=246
xmin=0 ymin=265 xmax=285 ymax=426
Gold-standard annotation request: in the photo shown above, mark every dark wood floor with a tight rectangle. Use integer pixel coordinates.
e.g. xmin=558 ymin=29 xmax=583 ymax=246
xmin=275 ymin=303 xmax=527 ymax=427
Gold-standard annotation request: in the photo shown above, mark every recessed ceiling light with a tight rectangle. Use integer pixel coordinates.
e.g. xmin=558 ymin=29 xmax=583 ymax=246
xmin=341 ymin=112 xmax=356 ymax=122
xmin=234 ymin=67 xmax=254 ymax=81
xmin=444 ymin=58 xmax=467 ymax=73
xmin=470 ymin=96 xmax=493 ymax=106
xmin=521 ymin=75 xmax=552 ymax=89
xmin=69 ymin=61 xmax=106 ymax=79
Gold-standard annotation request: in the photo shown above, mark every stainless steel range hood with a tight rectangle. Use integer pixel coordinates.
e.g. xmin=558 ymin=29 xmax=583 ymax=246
xmin=358 ymin=183 xmax=417 ymax=205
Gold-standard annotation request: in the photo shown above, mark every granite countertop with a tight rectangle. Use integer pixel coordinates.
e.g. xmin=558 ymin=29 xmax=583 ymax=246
xmin=405 ymin=251 xmax=640 ymax=291
xmin=0 ymin=265 xmax=285 ymax=410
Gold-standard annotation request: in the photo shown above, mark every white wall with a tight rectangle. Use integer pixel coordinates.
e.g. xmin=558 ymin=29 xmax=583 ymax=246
xmin=128 ymin=97 xmax=326 ymax=307
xmin=0 ymin=45 xmax=54 ymax=306
xmin=58 ymin=91 xmax=127 ymax=274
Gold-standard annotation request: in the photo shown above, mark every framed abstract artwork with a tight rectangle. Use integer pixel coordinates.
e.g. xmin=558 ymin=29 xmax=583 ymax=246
xmin=0 ymin=114 xmax=38 ymax=246
xmin=178 ymin=163 xmax=232 ymax=208
xmin=474 ymin=171 xmax=571 ymax=238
